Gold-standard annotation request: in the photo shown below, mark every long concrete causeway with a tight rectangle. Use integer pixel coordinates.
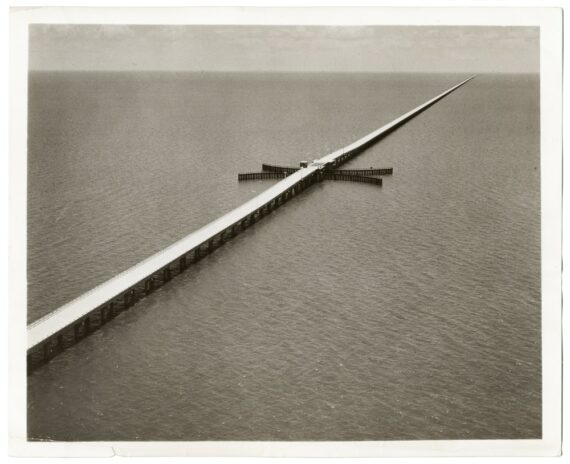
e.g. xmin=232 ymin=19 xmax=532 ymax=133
xmin=27 ymin=75 xmax=475 ymax=372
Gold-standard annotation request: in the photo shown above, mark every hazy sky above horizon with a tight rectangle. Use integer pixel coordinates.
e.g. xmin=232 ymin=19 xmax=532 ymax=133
xmin=29 ymin=25 xmax=539 ymax=73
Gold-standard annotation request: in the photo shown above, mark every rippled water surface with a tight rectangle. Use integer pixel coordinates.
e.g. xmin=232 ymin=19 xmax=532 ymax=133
xmin=27 ymin=72 xmax=541 ymax=441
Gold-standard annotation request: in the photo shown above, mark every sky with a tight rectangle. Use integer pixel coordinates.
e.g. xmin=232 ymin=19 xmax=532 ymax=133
xmin=29 ymin=25 xmax=539 ymax=73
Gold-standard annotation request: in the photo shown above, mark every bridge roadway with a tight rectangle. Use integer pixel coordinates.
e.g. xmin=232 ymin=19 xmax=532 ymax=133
xmin=27 ymin=75 xmax=475 ymax=369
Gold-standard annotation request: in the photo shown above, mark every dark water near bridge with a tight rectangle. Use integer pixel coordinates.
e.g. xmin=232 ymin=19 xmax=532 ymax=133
xmin=27 ymin=72 xmax=541 ymax=441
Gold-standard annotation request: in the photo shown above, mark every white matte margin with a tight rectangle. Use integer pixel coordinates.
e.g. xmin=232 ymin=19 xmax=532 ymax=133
xmin=9 ymin=6 xmax=562 ymax=458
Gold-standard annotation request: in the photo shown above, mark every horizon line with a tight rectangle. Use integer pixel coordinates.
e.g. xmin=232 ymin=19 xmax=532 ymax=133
xmin=28 ymin=69 xmax=539 ymax=75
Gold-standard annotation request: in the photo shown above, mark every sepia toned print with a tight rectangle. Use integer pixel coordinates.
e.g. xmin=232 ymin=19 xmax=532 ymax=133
xmin=21 ymin=19 xmax=552 ymax=449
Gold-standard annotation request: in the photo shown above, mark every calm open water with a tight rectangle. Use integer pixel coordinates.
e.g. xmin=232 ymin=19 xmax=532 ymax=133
xmin=27 ymin=72 xmax=541 ymax=441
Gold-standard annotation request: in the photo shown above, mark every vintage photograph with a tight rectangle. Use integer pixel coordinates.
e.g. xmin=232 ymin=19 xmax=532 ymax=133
xmin=10 ymin=6 xmax=562 ymax=457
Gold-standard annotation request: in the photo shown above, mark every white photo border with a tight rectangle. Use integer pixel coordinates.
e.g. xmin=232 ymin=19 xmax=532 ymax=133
xmin=9 ymin=6 xmax=562 ymax=458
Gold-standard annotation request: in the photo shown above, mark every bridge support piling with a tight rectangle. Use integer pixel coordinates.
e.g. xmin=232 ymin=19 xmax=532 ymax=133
xmin=73 ymin=323 xmax=81 ymax=342
xmin=144 ymin=278 xmax=153 ymax=295
xmin=43 ymin=343 xmax=49 ymax=363
xmin=92 ymin=309 xmax=101 ymax=327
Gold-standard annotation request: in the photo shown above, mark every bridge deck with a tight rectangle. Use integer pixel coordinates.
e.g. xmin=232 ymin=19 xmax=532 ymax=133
xmin=28 ymin=75 xmax=475 ymax=354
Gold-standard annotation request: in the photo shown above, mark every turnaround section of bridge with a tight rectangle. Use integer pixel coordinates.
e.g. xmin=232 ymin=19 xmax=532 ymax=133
xmin=27 ymin=75 xmax=475 ymax=372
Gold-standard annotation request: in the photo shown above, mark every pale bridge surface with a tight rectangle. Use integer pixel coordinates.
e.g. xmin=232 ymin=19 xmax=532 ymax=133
xmin=27 ymin=75 xmax=475 ymax=363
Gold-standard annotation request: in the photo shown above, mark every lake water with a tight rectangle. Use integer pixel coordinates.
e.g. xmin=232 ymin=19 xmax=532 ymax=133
xmin=27 ymin=72 xmax=541 ymax=441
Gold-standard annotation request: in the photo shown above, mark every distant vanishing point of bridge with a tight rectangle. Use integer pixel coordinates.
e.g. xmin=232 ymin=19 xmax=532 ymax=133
xmin=27 ymin=75 xmax=476 ymax=373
